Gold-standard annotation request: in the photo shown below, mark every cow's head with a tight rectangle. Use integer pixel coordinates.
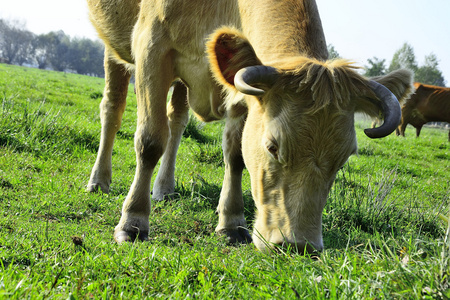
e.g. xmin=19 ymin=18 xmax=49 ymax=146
xmin=207 ymin=27 xmax=413 ymax=253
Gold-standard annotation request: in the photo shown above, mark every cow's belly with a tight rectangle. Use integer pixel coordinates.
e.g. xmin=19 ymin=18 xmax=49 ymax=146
xmin=175 ymin=54 xmax=226 ymax=122
xmin=421 ymin=106 xmax=450 ymax=123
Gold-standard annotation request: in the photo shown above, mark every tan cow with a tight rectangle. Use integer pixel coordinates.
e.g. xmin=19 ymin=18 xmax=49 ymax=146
xmin=86 ymin=0 xmax=413 ymax=253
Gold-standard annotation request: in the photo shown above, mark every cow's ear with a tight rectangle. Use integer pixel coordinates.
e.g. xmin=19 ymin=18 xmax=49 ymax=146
xmin=207 ymin=27 xmax=262 ymax=90
xmin=355 ymin=69 xmax=414 ymax=117
xmin=368 ymin=69 xmax=414 ymax=105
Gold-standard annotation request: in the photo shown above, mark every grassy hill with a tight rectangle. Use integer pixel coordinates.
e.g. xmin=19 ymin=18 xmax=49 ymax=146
xmin=0 ymin=63 xmax=449 ymax=298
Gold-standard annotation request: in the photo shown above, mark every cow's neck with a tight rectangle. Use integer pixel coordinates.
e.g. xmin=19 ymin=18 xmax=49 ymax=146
xmin=238 ymin=0 xmax=328 ymax=63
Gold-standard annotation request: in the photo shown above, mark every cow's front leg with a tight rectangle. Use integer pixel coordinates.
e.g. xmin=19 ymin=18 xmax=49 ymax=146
xmin=399 ymin=121 xmax=407 ymax=137
xmin=215 ymin=115 xmax=252 ymax=243
xmin=87 ymin=48 xmax=131 ymax=193
xmin=114 ymin=39 xmax=173 ymax=242
xmin=152 ymin=81 xmax=189 ymax=200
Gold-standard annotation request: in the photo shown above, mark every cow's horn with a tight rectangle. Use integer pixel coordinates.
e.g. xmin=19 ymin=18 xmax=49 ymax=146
xmin=234 ymin=66 xmax=279 ymax=96
xmin=364 ymin=80 xmax=402 ymax=139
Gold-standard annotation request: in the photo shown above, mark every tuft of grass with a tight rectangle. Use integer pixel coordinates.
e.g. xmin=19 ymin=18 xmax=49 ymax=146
xmin=194 ymin=143 xmax=224 ymax=166
xmin=0 ymin=96 xmax=99 ymax=157
xmin=89 ymin=91 xmax=103 ymax=100
xmin=325 ymin=165 xmax=445 ymax=247
xmin=183 ymin=115 xmax=211 ymax=143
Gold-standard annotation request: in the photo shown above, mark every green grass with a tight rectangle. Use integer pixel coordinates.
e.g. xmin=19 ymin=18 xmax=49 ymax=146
xmin=0 ymin=63 xmax=449 ymax=299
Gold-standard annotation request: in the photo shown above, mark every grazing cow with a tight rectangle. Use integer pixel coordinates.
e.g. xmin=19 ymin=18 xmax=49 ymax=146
xmin=398 ymin=82 xmax=450 ymax=141
xmin=86 ymin=0 xmax=413 ymax=253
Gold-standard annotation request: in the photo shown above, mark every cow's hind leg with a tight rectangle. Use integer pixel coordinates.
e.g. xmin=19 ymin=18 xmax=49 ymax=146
xmin=152 ymin=81 xmax=189 ymax=200
xmin=87 ymin=48 xmax=131 ymax=193
xmin=416 ymin=125 xmax=423 ymax=137
xmin=215 ymin=115 xmax=252 ymax=243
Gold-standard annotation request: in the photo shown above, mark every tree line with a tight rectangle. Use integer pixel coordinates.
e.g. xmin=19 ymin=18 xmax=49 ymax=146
xmin=0 ymin=19 xmax=104 ymax=77
xmin=329 ymin=43 xmax=446 ymax=87
xmin=0 ymin=18 xmax=446 ymax=85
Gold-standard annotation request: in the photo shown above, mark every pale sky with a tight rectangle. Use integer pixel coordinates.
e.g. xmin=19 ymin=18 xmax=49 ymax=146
xmin=1 ymin=0 xmax=449 ymax=85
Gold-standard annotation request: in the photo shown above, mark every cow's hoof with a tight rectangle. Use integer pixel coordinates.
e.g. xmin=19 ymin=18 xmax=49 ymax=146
xmin=151 ymin=188 xmax=178 ymax=201
xmin=217 ymin=227 xmax=252 ymax=244
xmin=86 ymin=183 xmax=109 ymax=194
xmin=114 ymin=230 xmax=149 ymax=244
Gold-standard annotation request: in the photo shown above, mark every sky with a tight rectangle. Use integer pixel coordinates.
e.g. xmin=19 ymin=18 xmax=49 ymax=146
xmin=1 ymin=0 xmax=449 ymax=85
xmin=316 ymin=0 xmax=450 ymax=85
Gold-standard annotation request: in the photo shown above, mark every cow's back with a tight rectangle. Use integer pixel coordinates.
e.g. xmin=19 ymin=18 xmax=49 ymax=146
xmin=413 ymin=84 xmax=450 ymax=122
xmin=87 ymin=0 xmax=142 ymax=63
xmin=87 ymin=0 xmax=328 ymax=65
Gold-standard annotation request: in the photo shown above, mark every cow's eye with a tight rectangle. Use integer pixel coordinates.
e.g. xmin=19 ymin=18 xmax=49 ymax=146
xmin=265 ymin=139 xmax=279 ymax=160
xmin=268 ymin=144 xmax=278 ymax=159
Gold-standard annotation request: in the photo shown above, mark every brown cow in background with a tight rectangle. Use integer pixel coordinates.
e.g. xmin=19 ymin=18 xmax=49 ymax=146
xmin=398 ymin=82 xmax=450 ymax=141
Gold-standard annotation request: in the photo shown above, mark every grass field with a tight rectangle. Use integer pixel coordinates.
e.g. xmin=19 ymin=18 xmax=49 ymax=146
xmin=0 ymin=63 xmax=449 ymax=299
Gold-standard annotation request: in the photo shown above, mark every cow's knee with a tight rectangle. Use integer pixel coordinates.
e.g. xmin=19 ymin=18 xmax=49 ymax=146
xmin=135 ymin=127 xmax=169 ymax=168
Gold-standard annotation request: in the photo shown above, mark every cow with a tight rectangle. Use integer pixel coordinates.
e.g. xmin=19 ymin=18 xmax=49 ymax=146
xmin=86 ymin=0 xmax=413 ymax=253
xmin=398 ymin=82 xmax=450 ymax=141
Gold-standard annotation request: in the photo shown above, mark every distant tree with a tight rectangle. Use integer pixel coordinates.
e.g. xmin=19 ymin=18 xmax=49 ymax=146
xmin=0 ymin=19 xmax=35 ymax=65
xmin=34 ymin=31 xmax=73 ymax=71
xmin=67 ymin=38 xmax=104 ymax=76
xmin=34 ymin=32 xmax=59 ymax=69
xmin=33 ymin=31 xmax=70 ymax=71
xmin=327 ymin=44 xmax=340 ymax=59
xmin=388 ymin=43 xmax=418 ymax=73
xmin=415 ymin=53 xmax=446 ymax=87
xmin=364 ymin=57 xmax=387 ymax=77
xmin=388 ymin=43 xmax=446 ymax=86
xmin=52 ymin=32 xmax=72 ymax=71
xmin=0 ymin=18 xmax=104 ymax=77
xmin=14 ymin=29 xmax=35 ymax=66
